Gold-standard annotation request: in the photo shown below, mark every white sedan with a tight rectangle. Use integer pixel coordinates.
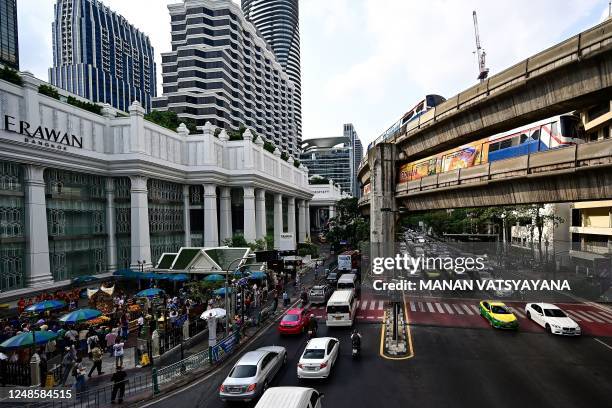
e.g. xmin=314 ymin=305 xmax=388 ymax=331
xmin=297 ymin=337 xmax=339 ymax=379
xmin=524 ymin=303 xmax=581 ymax=336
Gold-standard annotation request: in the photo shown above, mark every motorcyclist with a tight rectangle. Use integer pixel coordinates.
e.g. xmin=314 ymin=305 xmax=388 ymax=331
xmin=351 ymin=328 xmax=362 ymax=350
xmin=307 ymin=314 xmax=318 ymax=338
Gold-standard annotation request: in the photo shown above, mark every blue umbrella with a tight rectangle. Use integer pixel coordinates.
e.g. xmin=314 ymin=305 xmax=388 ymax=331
xmin=0 ymin=331 xmax=58 ymax=351
xmin=59 ymin=308 xmax=102 ymax=324
xmin=248 ymin=271 xmax=267 ymax=280
xmin=136 ymin=288 xmax=165 ymax=298
xmin=213 ymin=287 xmax=232 ymax=296
xmin=25 ymin=300 xmax=66 ymax=313
xmin=167 ymin=274 xmax=189 ymax=282
xmin=71 ymin=275 xmax=99 ymax=284
xmin=204 ymin=274 xmax=225 ymax=282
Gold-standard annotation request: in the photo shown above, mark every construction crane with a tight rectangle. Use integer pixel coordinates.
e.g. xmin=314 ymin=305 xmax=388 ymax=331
xmin=472 ymin=10 xmax=489 ymax=82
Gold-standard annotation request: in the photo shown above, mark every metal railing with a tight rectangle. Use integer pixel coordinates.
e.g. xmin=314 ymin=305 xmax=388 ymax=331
xmin=155 ymin=348 xmax=210 ymax=386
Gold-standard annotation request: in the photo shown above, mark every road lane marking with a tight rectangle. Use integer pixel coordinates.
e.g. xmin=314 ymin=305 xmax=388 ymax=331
xmin=564 ymin=311 xmax=583 ymax=321
xmin=594 ymin=312 xmax=612 ymax=323
xmin=443 ymin=303 xmax=454 ymax=314
xmin=452 ymin=304 xmax=464 ymax=314
xmin=355 ymin=300 xmax=360 ymax=309
xmin=410 ymin=301 xmax=416 ymax=312
xmin=509 ymin=307 xmax=525 ymax=318
xmin=462 ymin=304 xmax=474 ymax=315
xmin=361 ymin=300 xmax=368 ymax=310
xmin=582 ymin=311 xmax=605 ymax=323
xmin=370 ymin=301 xmax=376 ymax=310
xmin=594 ymin=338 xmax=612 ymax=351
xmin=378 ymin=300 xmax=384 ymax=310
xmin=426 ymin=302 xmax=435 ymax=313
xmin=418 ymin=302 xmax=425 ymax=312
xmin=435 ymin=303 xmax=445 ymax=313
xmin=469 ymin=304 xmax=480 ymax=315
xmin=572 ymin=310 xmax=597 ymax=323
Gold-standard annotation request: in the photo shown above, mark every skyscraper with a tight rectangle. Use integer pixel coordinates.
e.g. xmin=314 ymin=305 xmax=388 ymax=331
xmin=49 ymin=0 xmax=157 ymax=112
xmin=242 ymin=0 xmax=302 ymax=143
xmin=153 ymin=0 xmax=299 ymax=156
xmin=344 ymin=123 xmax=363 ymax=198
xmin=0 ymin=0 xmax=18 ymax=69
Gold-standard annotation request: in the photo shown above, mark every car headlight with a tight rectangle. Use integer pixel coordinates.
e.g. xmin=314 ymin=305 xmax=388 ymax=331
xmin=551 ymin=324 xmax=561 ymax=329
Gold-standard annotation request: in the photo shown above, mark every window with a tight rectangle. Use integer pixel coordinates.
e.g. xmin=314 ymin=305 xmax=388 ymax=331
xmin=489 ymin=142 xmax=499 ymax=152
xmin=499 ymin=138 xmax=512 ymax=149
xmin=483 ymin=302 xmax=490 ymax=310
xmin=531 ymin=129 xmax=540 ymax=140
xmin=261 ymin=353 xmax=275 ymax=369
xmin=326 ymin=340 xmax=337 ymax=355
xmin=520 ymin=134 xmax=528 ymax=144
xmin=229 ymin=365 xmax=257 ymax=378
xmin=309 ymin=391 xmax=320 ymax=407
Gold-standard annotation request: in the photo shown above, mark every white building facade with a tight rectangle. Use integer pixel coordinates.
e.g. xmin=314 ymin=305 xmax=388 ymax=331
xmin=0 ymin=73 xmax=312 ymax=298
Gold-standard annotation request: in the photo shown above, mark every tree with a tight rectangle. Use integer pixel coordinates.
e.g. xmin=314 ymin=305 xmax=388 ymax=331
xmin=325 ymin=197 xmax=369 ymax=247
xmin=144 ymin=110 xmax=198 ymax=134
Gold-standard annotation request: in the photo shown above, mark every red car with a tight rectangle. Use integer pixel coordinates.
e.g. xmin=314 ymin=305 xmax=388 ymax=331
xmin=278 ymin=308 xmax=311 ymax=335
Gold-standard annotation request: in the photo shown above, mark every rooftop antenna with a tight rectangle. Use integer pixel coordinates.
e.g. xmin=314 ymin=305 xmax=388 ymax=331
xmin=473 ymin=10 xmax=489 ymax=82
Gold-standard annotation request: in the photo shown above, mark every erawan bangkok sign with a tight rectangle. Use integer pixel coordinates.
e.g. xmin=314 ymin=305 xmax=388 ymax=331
xmin=3 ymin=115 xmax=83 ymax=150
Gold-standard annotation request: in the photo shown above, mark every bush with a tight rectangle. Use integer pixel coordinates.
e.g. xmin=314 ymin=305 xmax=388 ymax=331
xmin=214 ymin=128 xmax=221 ymax=138
xmin=280 ymin=152 xmax=289 ymax=161
xmin=38 ymin=84 xmax=60 ymax=100
xmin=293 ymin=159 xmax=301 ymax=168
xmin=67 ymin=96 xmax=102 ymax=115
xmin=222 ymin=234 xmax=249 ymax=248
xmin=263 ymin=141 xmax=276 ymax=154
xmin=0 ymin=66 xmax=22 ymax=86
xmin=297 ymin=243 xmax=319 ymax=258
xmin=309 ymin=177 xmax=330 ymax=185
xmin=144 ymin=110 xmax=198 ymax=134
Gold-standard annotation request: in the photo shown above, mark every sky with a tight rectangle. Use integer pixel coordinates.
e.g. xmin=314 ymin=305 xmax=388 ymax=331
xmin=17 ymin=0 xmax=612 ymax=149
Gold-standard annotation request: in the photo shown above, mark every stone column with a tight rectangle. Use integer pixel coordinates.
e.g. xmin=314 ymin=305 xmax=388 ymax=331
xmin=130 ymin=176 xmax=152 ymax=269
xmin=305 ymin=201 xmax=311 ymax=240
xmin=23 ymin=165 xmax=53 ymax=286
xmin=287 ymin=197 xmax=296 ymax=246
xmin=219 ymin=187 xmax=232 ymax=243
xmin=183 ymin=185 xmax=192 ymax=247
xmin=203 ymin=184 xmax=219 ymax=247
xmin=255 ymin=189 xmax=266 ymax=240
xmin=298 ymin=200 xmax=306 ymax=243
xmin=329 ymin=205 xmax=336 ymax=219
xmin=273 ymin=193 xmax=283 ymax=249
xmin=243 ymin=186 xmax=257 ymax=243
xmin=105 ymin=178 xmax=117 ymax=273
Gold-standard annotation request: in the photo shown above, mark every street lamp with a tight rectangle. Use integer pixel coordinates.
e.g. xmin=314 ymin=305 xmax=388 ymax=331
xmin=224 ymin=253 xmax=256 ymax=337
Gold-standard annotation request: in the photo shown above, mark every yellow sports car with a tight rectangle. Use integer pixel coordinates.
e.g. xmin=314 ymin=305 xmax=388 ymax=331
xmin=479 ymin=301 xmax=519 ymax=329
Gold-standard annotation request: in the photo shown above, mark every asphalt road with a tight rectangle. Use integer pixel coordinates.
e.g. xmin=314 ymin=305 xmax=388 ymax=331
xmin=139 ymin=310 xmax=612 ymax=408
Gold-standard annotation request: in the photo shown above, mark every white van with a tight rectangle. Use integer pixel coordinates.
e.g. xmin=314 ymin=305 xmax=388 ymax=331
xmin=255 ymin=387 xmax=323 ymax=408
xmin=336 ymin=273 xmax=359 ymax=294
xmin=326 ymin=290 xmax=357 ymax=327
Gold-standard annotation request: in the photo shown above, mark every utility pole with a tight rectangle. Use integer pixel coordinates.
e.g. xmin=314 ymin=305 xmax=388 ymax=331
xmin=473 ymin=11 xmax=489 ymax=82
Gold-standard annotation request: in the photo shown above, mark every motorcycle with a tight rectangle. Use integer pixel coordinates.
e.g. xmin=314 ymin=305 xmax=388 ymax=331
xmin=351 ymin=334 xmax=361 ymax=359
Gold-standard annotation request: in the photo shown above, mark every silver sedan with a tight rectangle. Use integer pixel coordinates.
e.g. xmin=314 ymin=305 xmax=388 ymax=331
xmin=219 ymin=346 xmax=287 ymax=402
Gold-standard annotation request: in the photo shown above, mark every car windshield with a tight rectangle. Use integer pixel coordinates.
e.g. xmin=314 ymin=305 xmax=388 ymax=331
xmin=302 ymin=349 xmax=325 ymax=359
xmin=337 ymin=283 xmax=353 ymax=289
xmin=229 ymin=364 xmax=257 ymax=378
xmin=310 ymin=289 xmax=323 ymax=295
xmin=282 ymin=314 xmax=299 ymax=322
xmin=491 ymin=305 xmax=510 ymax=314
xmin=544 ymin=309 xmax=566 ymax=318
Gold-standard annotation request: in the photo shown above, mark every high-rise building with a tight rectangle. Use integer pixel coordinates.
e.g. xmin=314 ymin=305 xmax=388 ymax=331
xmin=49 ymin=0 xmax=157 ymax=112
xmin=0 ymin=0 xmax=18 ymax=69
xmin=242 ymin=0 xmax=301 ymax=144
xmin=300 ymin=124 xmax=363 ymax=196
xmin=153 ymin=0 xmax=299 ymax=156
xmin=344 ymin=123 xmax=363 ymax=197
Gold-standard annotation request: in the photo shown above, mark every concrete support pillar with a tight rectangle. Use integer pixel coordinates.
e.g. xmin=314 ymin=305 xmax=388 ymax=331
xmin=273 ymin=193 xmax=283 ymax=249
xmin=287 ymin=197 xmax=296 ymax=246
xmin=130 ymin=176 xmax=152 ymax=269
xmin=255 ymin=189 xmax=266 ymax=240
xmin=183 ymin=185 xmax=192 ymax=247
xmin=23 ymin=165 xmax=53 ymax=286
xmin=203 ymin=184 xmax=219 ymax=247
xmin=329 ymin=205 xmax=336 ymax=219
xmin=298 ymin=200 xmax=306 ymax=243
xmin=243 ymin=186 xmax=257 ymax=243
xmin=305 ymin=201 xmax=311 ymax=240
xmin=370 ymin=143 xmax=397 ymax=296
xmin=219 ymin=187 xmax=232 ymax=243
xmin=105 ymin=178 xmax=117 ymax=273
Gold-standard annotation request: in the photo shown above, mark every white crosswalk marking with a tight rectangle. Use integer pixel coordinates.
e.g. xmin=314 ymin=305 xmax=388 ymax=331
xmin=426 ymin=302 xmax=435 ymax=313
xmin=355 ymin=300 xmax=360 ymax=309
xmin=360 ymin=300 xmax=368 ymax=310
xmin=378 ymin=300 xmax=384 ymax=310
xmin=418 ymin=302 xmax=425 ymax=312
xmin=564 ymin=311 xmax=583 ymax=322
xmin=410 ymin=301 xmax=416 ymax=312
xmin=570 ymin=310 xmax=593 ymax=322
xmin=469 ymin=304 xmax=480 ymax=315
xmin=594 ymin=312 xmax=612 ymax=324
xmin=444 ymin=303 xmax=454 ymax=314
xmin=577 ymin=311 xmax=604 ymax=323
xmin=435 ymin=303 xmax=445 ymax=313
xmin=452 ymin=304 xmax=465 ymax=314
xmin=509 ymin=307 xmax=525 ymax=318
xmin=370 ymin=301 xmax=376 ymax=310
xmin=462 ymin=304 xmax=474 ymax=315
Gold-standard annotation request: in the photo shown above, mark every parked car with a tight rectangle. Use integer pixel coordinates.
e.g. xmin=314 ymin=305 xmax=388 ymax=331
xmin=309 ymin=285 xmax=332 ymax=305
xmin=524 ymin=303 xmax=581 ymax=336
xmin=278 ymin=308 xmax=311 ymax=335
xmin=219 ymin=346 xmax=287 ymax=402
xmin=297 ymin=337 xmax=340 ymax=379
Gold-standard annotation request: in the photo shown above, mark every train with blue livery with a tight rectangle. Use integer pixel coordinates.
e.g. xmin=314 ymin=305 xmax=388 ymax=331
xmin=368 ymin=94 xmax=447 ymax=151
xmin=398 ymin=113 xmax=584 ymax=182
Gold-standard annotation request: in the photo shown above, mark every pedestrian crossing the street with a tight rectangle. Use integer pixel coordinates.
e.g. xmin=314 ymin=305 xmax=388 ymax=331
xmin=406 ymin=298 xmax=612 ymax=337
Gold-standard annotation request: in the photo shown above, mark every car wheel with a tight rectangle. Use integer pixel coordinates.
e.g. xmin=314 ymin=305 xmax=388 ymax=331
xmin=545 ymin=324 xmax=552 ymax=334
xmin=526 ymin=311 xmax=531 ymax=320
xmin=283 ymin=353 xmax=287 ymax=365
